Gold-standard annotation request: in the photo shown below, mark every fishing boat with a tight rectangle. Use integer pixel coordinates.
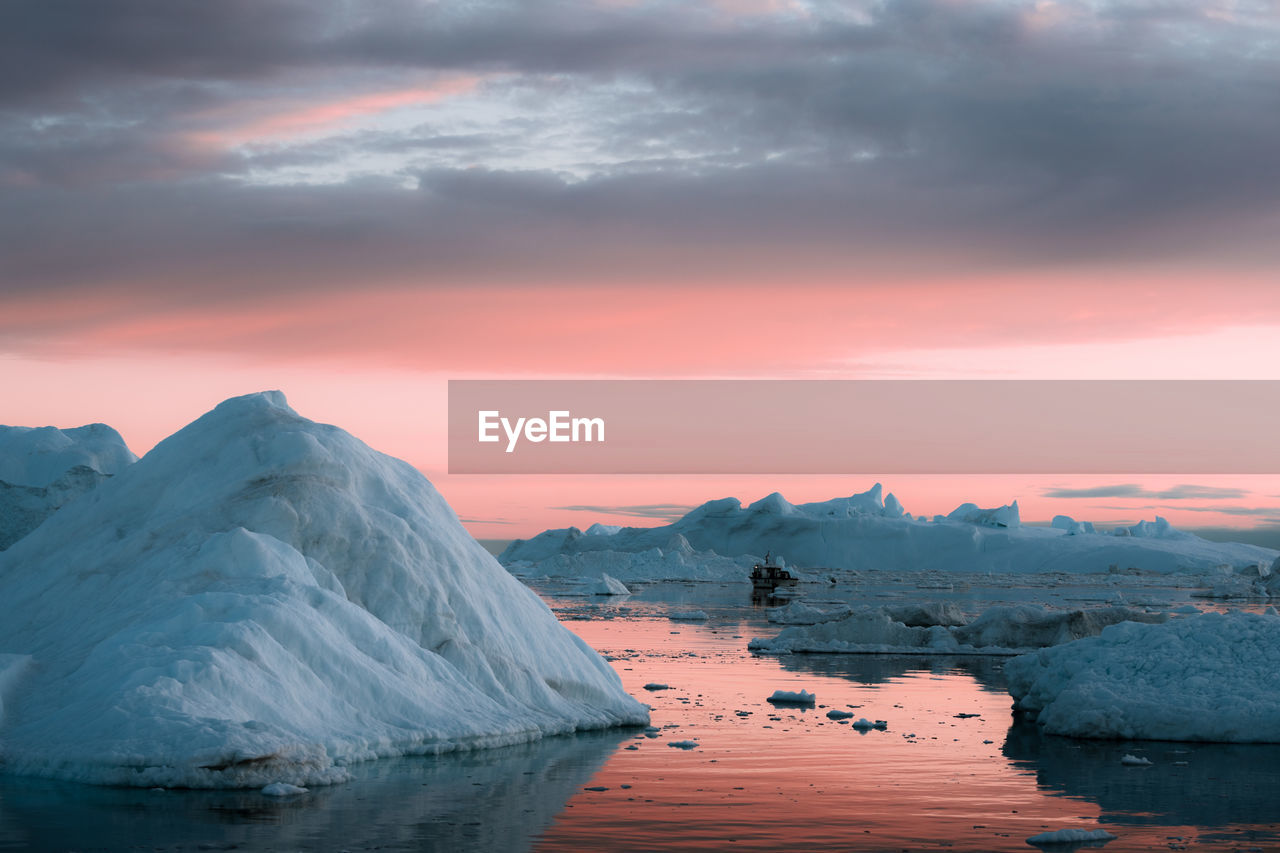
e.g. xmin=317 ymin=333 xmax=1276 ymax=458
xmin=750 ymin=551 xmax=796 ymax=589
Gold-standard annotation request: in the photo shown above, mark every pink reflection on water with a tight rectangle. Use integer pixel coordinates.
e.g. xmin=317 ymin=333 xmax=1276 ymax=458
xmin=539 ymin=618 xmax=1112 ymax=851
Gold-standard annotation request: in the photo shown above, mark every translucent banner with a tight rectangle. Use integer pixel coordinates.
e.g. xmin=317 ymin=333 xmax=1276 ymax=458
xmin=447 ymin=380 xmax=1280 ymax=474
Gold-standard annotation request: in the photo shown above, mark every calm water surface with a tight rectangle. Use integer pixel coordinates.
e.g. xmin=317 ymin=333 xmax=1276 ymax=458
xmin=2 ymin=580 xmax=1278 ymax=852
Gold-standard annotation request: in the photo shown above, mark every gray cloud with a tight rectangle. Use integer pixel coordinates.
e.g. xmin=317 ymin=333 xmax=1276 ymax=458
xmin=4 ymin=0 xmax=1280 ymax=353
xmin=553 ymin=504 xmax=695 ymax=521
xmin=1043 ymin=484 xmax=1250 ymax=500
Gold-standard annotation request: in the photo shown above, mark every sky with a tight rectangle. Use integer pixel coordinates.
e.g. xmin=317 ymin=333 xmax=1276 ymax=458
xmin=4 ymin=0 xmax=1280 ymax=539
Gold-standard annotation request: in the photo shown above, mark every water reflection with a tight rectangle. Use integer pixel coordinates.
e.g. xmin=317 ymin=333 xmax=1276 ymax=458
xmin=772 ymin=650 xmax=1011 ymax=693
xmin=0 ymin=728 xmax=633 ymax=853
xmin=1003 ymin=722 xmax=1280 ymax=831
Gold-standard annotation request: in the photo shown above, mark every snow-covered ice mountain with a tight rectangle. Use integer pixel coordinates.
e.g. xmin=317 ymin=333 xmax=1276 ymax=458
xmin=503 ymin=484 xmax=1275 ymax=578
xmin=0 ymin=392 xmax=647 ymax=788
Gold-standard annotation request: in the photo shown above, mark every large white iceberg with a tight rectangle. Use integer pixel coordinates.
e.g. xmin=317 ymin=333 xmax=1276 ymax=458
xmin=1005 ymin=612 xmax=1280 ymax=742
xmin=0 ymin=392 xmax=647 ymax=788
xmin=503 ymin=485 xmax=1275 ymax=577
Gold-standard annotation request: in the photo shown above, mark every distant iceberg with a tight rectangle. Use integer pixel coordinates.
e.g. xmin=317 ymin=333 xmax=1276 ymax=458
xmin=0 ymin=422 xmax=136 ymax=488
xmin=0 ymin=423 xmax=137 ymax=551
xmin=0 ymin=392 xmax=647 ymax=788
xmin=503 ymin=484 xmax=1275 ymax=578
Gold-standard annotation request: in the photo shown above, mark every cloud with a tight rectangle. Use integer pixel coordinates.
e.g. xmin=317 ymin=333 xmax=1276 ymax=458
xmin=5 ymin=0 xmax=1280 ymax=365
xmin=1043 ymin=484 xmax=1250 ymax=500
xmin=553 ymin=503 xmax=695 ymax=521
xmin=1157 ymin=504 xmax=1280 ymax=517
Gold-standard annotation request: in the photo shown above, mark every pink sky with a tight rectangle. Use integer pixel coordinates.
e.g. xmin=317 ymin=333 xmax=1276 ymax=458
xmin=5 ymin=276 xmax=1280 ymax=539
xmin=7 ymin=0 xmax=1280 ymax=539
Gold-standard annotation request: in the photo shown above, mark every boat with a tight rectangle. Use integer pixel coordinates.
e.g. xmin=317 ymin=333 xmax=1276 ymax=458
xmin=750 ymin=551 xmax=796 ymax=589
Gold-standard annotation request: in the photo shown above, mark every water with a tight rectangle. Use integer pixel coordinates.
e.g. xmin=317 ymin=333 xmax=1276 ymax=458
xmin=3 ymin=580 xmax=1279 ymax=851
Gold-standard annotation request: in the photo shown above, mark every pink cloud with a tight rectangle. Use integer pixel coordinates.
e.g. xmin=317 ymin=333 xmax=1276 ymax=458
xmin=182 ymin=75 xmax=484 ymax=151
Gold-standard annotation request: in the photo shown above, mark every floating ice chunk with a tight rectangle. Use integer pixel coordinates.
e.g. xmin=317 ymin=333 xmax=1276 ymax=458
xmin=1026 ymin=828 xmax=1116 ymax=846
xmin=767 ymin=689 xmax=815 ymax=705
xmin=667 ymin=740 xmax=699 ymax=749
xmin=1120 ymin=754 xmax=1152 ymax=766
xmin=669 ymin=610 xmax=709 ymax=621
xmin=851 ymin=718 xmax=875 ymax=729
xmin=1006 ymin=612 xmax=1280 ymax=742
xmin=592 ymin=573 xmax=631 ymax=595
xmin=1172 ymin=604 xmax=1201 ymax=614
xmin=751 ymin=604 xmax=1161 ymax=656
xmin=643 ymin=683 xmax=671 ymax=691
xmin=262 ymin=782 xmax=308 ymax=796
xmin=826 ymin=709 xmax=854 ymax=720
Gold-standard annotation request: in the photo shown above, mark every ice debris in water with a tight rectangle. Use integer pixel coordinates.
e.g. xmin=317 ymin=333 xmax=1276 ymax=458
xmin=767 ymin=689 xmax=815 ymax=705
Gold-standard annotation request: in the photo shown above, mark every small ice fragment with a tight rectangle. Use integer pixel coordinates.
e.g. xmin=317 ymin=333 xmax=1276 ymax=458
xmin=1025 ymin=827 xmax=1117 ymax=846
xmin=670 ymin=610 xmax=709 ymax=621
xmin=852 ymin=718 xmax=875 ymax=729
xmin=261 ymin=782 xmax=307 ymax=797
xmin=584 ymin=786 xmax=608 ymax=791
xmin=767 ymin=689 xmax=815 ymax=705
xmin=1120 ymin=754 xmax=1152 ymax=766
xmin=827 ymin=709 xmax=854 ymax=720
xmin=668 ymin=740 xmax=699 ymax=749
xmin=643 ymin=683 xmax=671 ymax=691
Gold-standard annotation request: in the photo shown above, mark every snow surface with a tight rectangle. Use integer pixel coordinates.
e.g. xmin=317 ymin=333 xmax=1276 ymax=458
xmin=750 ymin=604 xmax=1165 ymax=655
xmin=0 ymin=423 xmax=136 ymax=551
xmin=502 ymin=485 xmax=1275 ymax=578
xmin=0 ymin=392 xmax=647 ymax=788
xmin=0 ymin=423 xmax=136 ymax=488
xmin=0 ymin=465 xmax=112 ymax=551
xmin=1006 ymin=612 xmax=1280 ymax=742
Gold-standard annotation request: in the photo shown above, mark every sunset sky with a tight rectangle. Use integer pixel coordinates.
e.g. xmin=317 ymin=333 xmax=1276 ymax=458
xmin=4 ymin=0 xmax=1280 ymax=539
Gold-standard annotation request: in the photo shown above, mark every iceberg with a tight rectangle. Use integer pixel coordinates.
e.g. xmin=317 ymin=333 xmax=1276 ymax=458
xmin=1005 ymin=612 xmax=1280 ymax=742
xmin=0 ymin=423 xmax=137 ymax=551
xmin=749 ymin=604 xmax=1165 ymax=655
xmin=502 ymin=485 xmax=1275 ymax=578
xmin=0 ymin=392 xmax=647 ymax=788
xmin=0 ymin=423 xmax=136 ymax=488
